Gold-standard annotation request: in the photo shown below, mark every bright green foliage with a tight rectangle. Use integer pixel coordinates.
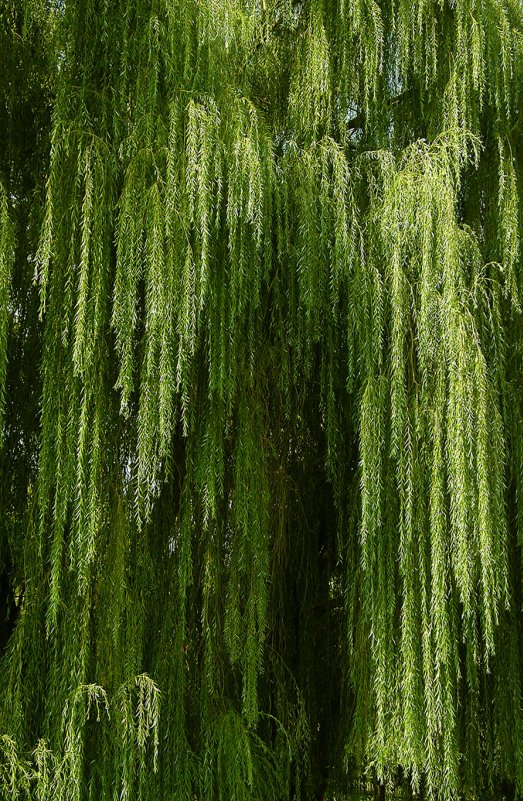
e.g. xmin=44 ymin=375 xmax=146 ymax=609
xmin=1 ymin=0 xmax=523 ymax=799
xmin=0 ymin=182 xmax=13 ymax=445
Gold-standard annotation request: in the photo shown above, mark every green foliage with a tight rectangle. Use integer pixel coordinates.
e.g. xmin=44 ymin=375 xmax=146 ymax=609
xmin=1 ymin=0 xmax=523 ymax=799
xmin=0 ymin=183 xmax=13 ymax=446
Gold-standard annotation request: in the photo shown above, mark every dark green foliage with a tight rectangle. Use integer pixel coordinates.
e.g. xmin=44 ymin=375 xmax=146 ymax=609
xmin=1 ymin=1 xmax=523 ymax=799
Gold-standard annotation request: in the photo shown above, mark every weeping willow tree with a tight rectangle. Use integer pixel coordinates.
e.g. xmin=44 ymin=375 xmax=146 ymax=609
xmin=1 ymin=0 xmax=523 ymax=798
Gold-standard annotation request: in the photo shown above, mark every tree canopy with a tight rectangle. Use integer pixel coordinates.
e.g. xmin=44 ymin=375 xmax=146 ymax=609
xmin=1 ymin=0 xmax=523 ymax=798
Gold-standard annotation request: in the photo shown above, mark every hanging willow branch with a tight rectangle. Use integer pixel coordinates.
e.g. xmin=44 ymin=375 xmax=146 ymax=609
xmin=0 ymin=0 xmax=523 ymax=799
xmin=0 ymin=182 xmax=13 ymax=447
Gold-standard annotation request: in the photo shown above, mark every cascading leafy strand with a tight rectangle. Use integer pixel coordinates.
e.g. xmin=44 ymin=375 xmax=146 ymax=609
xmin=0 ymin=0 xmax=523 ymax=799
